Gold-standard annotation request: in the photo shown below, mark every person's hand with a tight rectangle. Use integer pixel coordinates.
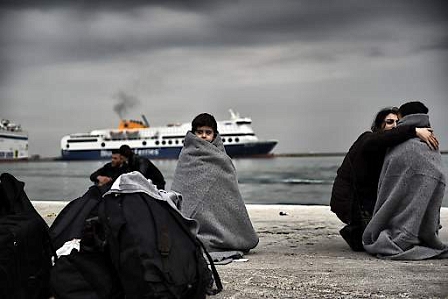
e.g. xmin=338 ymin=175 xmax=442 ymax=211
xmin=416 ymin=127 xmax=439 ymax=150
xmin=97 ymin=175 xmax=112 ymax=186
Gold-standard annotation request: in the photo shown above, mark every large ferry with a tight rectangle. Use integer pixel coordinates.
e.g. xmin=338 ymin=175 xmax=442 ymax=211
xmin=0 ymin=119 xmax=29 ymax=160
xmin=60 ymin=110 xmax=277 ymax=160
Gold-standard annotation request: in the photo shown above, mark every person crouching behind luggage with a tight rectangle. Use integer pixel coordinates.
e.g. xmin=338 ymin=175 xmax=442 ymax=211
xmin=119 ymin=144 xmax=166 ymax=190
xmin=89 ymin=149 xmax=128 ymax=187
xmin=171 ymin=113 xmax=259 ymax=259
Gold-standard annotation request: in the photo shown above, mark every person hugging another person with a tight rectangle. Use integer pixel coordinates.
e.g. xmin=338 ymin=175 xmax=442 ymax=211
xmin=331 ymin=106 xmax=438 ymax=251
xmin=362 ymin=101 xmax=448 ymax=259
xmin=171 ymin=113 xmax=259 ymax=262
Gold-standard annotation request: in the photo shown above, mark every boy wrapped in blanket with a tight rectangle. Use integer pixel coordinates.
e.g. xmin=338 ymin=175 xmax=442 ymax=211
xmin=171 ymin=113 xmax=259 ymax=262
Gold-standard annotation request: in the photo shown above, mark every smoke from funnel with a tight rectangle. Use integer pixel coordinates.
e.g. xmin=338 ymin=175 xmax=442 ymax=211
xmin=113 ymin=91 xmax=140 ymax=119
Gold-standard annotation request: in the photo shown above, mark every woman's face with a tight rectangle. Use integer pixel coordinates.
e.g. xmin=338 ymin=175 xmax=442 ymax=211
xmin=194 ymin=126 xmax=215 ymax=142
xmin=382 ymin=113 xmax=398 ymax=131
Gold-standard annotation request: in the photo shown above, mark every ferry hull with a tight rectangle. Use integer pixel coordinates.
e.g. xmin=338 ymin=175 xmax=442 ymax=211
xmin=61 ymin=141 xmax=277 ymax=160
xmin=60 ymin=110 xmax=277 ymax=161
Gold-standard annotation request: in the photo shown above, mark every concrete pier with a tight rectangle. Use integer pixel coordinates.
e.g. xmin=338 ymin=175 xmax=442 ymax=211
xmin=34 ymin=202 xmax=448 ymax=298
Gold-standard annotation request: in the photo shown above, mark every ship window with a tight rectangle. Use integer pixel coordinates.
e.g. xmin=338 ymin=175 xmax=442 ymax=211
xmin=66 ymin=144 xmax=69 ymax=148
xmin=101 ymin=142 xmax=105 ymax=147
xmin=228 ymin=138 xmax=233 ymax=142
xmin=222 ymin=138 xmax=226 ymax=142
xmin=236 ymin=120 xmax=251 ymax=125
xmin=155 ymin=141 xmax=160 ymax=145
xmin=162 ymin=135 xmax=186 ymax=139
xmin=162 ymin=141 xmax=166 ymax=145
xmin=67 ymin=138 xmax=98 ymax=143
xmin=182 ymin=139 xmax=184 ymax=144
xmin=220 ymin=133 xmax=255 ymax=137
xmin=168 ymin=140 xmax=172 ymax=145
xmin=235 ymin=138 xmax=239 ymax=142
xmin=175 ymin=140 xmax=179 ymax=144
xmin=142 ymin=141 xmax=147 ymax=146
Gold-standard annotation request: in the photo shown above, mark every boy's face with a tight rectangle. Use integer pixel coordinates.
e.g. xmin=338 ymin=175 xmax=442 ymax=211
xmin=194 ymin=126 xmax=215 ymax=142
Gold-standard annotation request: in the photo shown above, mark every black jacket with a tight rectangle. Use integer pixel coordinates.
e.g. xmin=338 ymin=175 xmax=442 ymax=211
xmin=330 ymin=125 xmax=416 ymax=224
xmin=89 ymin=162 xmax=128 ymax=184
xmin=127 ymin=154 xmax=166 ymax=190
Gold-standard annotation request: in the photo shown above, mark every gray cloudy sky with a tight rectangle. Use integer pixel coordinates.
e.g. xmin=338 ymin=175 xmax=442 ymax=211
xmin=1 ymin=0 xmax=447 ymax=157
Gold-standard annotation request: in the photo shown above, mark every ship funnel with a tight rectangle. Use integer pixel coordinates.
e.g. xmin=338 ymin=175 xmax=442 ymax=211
xmin=141 ymin=114 xmax=150 ymax=127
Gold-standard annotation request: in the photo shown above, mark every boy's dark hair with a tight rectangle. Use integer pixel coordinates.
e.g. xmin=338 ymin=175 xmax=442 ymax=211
xmin=119 ymin=144 xmax=134 ymax=158
xmin=371 ymin=106 xmax=399 ymax=132
xmin=191 ymin=113 xmax=218 ymax=135
xmin=398 ymin=101 xmax=429 ymax=117
xmin=111 ymin=149 xmax=120 ymax=155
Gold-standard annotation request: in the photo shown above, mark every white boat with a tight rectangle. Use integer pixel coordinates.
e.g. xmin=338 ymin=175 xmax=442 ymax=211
xmin=0 ymin=119 xmax=29 ymax=160
xmin=60 ymin=110 xmax=277 ymax=160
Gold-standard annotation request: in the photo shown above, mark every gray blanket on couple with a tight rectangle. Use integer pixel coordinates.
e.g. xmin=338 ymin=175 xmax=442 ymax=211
xmin=171 ymin=131 xmax=259 ymax=255
xmin=362 ymin=114 xmax=448 ymax=260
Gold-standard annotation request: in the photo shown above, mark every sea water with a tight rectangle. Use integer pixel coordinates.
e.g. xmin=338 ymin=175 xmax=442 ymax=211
xmin=1 ymin=155 xmax=448 ymax=207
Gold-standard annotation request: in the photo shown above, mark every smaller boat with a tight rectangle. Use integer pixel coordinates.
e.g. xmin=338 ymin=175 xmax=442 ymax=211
xmin=0 ymin=119 xmax=29 ymax=160
xmin=60 ymin=110 xmax=278 ymax=160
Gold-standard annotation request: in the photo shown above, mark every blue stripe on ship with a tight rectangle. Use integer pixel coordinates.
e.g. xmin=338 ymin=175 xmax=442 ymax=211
xmin=61 ymin=141 xmax=277 ymax=160
xmin=0 ymin=134 xmax=28 ymax=141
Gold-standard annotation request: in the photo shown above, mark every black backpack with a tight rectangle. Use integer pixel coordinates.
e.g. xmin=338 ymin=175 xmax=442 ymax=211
xmin=0 ymin=173 xmax=55 ymax=299
xmin=49 ymin=184 xmax=109 ymax=251
xmin=49 ymin=184 xmax=125 ymax=299
xmin=99 ymin=191 xmax=223 ymax=299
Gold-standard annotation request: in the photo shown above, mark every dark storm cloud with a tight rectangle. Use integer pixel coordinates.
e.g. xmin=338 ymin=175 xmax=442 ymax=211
xmin=2 ymin=0 xmax=447 ymax=66
xmin=0 ymin=0 xmax=214 ymax=11
xmin=367 ymin=47 xmax=386 ymax=58
xmin=1 ymin=0 xmax=446 ymax=79
xmin=419 ymin=36 xmax=448 ymax=52
xmin=1 ymin=0 xmax=448 ymax=156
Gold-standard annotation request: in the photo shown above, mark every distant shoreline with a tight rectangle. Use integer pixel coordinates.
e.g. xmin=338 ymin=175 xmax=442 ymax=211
xmin=275 ymin=150 xmax=448 ymax=157
xmin=4 ymin=150 xmax=447 ymax=162
xmin=274 ymin=152 xmax=346 ymax=157
xmin=4 ymin=152 xmax=348 ymax=161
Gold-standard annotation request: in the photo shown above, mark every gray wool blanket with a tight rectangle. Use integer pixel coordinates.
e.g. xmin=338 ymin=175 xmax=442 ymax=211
xmin=171 ymin=131 xmax=259 ymax=255
xmin=362 ymin=114 xmax=448 ymax=260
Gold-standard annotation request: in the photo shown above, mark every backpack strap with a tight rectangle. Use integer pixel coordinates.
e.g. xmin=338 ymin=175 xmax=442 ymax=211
xmin=197 ymin=239 xmax=223 ymax=295
xmin=163 ymin=202 xmax=223 ymax=295
xmin=45 ymin=225 xmax=59 ymax=264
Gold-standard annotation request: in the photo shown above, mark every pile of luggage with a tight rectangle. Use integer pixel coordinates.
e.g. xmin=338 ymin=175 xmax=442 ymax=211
xmin=0 ymin=172 xmax=222 ymax=299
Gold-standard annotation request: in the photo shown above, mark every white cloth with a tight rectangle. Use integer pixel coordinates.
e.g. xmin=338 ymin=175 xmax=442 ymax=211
xmin=56 ymin=239 xmax=80 ymax=258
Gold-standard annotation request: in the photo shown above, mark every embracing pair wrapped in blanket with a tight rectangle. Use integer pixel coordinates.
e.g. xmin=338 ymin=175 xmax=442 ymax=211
xmin=171 ymin=131 xmax=259 ymax=259
xmin=362 ymin=113 xmax=448 ymax=260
